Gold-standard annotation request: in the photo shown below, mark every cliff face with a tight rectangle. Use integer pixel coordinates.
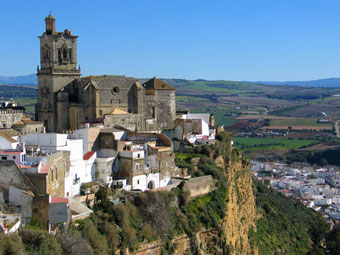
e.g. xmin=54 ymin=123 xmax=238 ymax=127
xmin=130 ymin=149 xmax=257 ymax=255
xmin=222 ymin=151 xmax=257 ymax=255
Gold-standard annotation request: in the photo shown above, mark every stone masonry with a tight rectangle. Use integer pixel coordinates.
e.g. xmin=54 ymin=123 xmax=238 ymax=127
xmin=36 ymin=15 xmax=176 ymax=133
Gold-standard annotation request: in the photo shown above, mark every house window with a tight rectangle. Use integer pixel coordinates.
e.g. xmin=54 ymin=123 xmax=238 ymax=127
xmin=135 ymin=163 xmax=139 ymax=170
xmin=99 ymin=110 xmax=103 ymax=116
xmin=152 ymin=107 xmax=155 ymax=118
xmin=137 ymin=154 xmax=140 ymax=158
xmin=13 ymin=156 xmax=16 ymax=159
xmin=1 ymin=156 xmax=7 ymax=160
xmin=137 ymin=179 xmax=140 ymax=184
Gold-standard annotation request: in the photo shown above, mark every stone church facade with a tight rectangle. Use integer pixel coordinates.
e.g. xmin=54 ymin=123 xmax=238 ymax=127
xmin=36 ymin=15 xmax=176 ymax=133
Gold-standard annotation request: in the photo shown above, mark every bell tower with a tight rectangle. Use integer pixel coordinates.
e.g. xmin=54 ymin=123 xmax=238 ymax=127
xmin=45 ymin=14 xmax=55 ymax=35
xmin=36 ymin=14 xmax=81 ymax=132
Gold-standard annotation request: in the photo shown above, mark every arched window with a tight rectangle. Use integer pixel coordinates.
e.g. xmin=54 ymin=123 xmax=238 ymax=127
xmin=68 ymin=49 xmax=72 ymax=61
xmin=63 ymin=49 xmax=67 ymax=59
xmin=58 ymin=50 xmax=62 ymax=63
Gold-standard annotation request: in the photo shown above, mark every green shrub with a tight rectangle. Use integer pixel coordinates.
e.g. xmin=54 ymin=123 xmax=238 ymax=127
xmin=0 ymin=233 xmax=24 ymax=255
xmin=81 ymin=220 xmax=108 ymax=255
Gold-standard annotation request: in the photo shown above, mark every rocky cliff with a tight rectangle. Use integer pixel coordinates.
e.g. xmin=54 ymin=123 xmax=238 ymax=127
xmin=222 ymin=150 xmax=257 ymax=255
xmin=129 ymin=148 xmax=257 ymax=255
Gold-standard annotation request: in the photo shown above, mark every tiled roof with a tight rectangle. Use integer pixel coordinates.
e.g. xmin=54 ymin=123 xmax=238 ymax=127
xmin=38 ymin=165 xmax=49 ymax=174
xmin=50 ymin=197 xmax=69 ymax=204
xmin=0 ymin=150 xmax=22 ymax=154
xmin=142 ymin=77 xmax=175 ymax=90
xmin=0 ymin=130 xmax=17 ymax=143
xmin=13 ymin=119 xmax=43 ymax=127
xmin=83 ymin=151 xmax=95 ymax=160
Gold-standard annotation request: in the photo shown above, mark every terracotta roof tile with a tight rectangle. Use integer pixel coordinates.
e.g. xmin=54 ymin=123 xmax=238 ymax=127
xmin=39 ymin=165 xmax=49 ymax=174
xmin=83 ymin=151 xmax=95 ymax=160
xmin=143 ymin=77 xmax=175 ymax=90
xmin=0 ymin=130 xmax=17 ymax=143
xmin=50 ymin=197 xmax=69 ymax=204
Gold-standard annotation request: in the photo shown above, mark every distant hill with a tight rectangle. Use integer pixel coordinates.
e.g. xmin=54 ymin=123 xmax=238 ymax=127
xmin=2 ymin=74 xmax=340 ymax=88
xmin=0 ymin=74 xmax=37 ymax=86
xmin=253 ymin=78 xmax=340 ymax=87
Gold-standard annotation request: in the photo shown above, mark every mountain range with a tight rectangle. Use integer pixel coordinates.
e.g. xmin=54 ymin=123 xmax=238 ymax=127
xmin=2 ymin=74 xmax=340 ymax=88
xmin=0 ymin=74 xmax=37 ymax=86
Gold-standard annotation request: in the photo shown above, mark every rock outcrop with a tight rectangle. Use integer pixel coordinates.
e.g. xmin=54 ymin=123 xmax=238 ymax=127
xmin=128 ymin=148 xmax=257 ymax=255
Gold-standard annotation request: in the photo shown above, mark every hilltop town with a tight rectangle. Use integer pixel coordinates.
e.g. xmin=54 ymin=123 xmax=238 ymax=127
xmin=1 ymin=12 xmax=340 ymax=255
xmin=0 ymin=15 xmax=217 ymax=233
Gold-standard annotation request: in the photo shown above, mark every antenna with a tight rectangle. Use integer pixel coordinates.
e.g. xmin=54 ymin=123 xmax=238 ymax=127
xmin=49 ymin=1 xmax=53 ymax=15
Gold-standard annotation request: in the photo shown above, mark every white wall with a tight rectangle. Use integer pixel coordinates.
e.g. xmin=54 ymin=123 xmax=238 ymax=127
xmin=159 ymin=177 xmax=171 ymax=187
xmin=131 ymin=173 xmax=162 ymax=191
xmin=0 ymin=136 xmax=18 ymax=150
xmin=72 ymin=128 xmax=89 ymax=154
xmin=85 ymin=152 xmax=97 ymax=181
xmin=112 ymin=131 xmax=126 ymax=141
xmin=66 ymin=139 xmax=83 ymax=161
xmin=182 ymin=113 xmax=210 ymax=125
xmin=21 ymin=133 xmax=89 ymax=197
xmin=201 ymin=120 xmax=209 ymax=136
xmin=132 ymin=175 xmax=147 ymax=191
xmin=146 ymin=173 xmax=160 ymax=189
xmin=0 ymin=152 xmax=24 ymax=165
xmin=20 ymin=133 xmax=68 ymax=153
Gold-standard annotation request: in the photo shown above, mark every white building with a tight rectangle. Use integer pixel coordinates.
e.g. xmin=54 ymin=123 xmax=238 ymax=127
xmin=20 ymin=133 xmax=96 ymax=197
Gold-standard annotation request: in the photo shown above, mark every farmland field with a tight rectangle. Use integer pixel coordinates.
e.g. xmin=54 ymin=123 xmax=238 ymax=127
xmin=233 ymin=137 xmax=321 ymax=151
xmin=14 ymin=97 xmax=37 ymax=113
xmin=176 ymin=96 xmax=210 ymax=103
xmin=270 ymin=118 xmax=331 ymax=127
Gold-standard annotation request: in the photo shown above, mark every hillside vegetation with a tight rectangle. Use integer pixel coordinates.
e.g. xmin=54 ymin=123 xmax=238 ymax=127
xmin=253 ymin=181 xmax=328 ymax=255
xmin=0 ymin=133 xmax=332 ymax=255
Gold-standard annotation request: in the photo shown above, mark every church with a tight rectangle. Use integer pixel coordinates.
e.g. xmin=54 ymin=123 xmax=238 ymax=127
xmin=36 ymin=15 xmax=176 ymax=133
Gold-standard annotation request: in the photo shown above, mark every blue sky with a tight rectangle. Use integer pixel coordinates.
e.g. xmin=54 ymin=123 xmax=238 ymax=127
xmin=1 ymin=0 xmax=340 ymax=81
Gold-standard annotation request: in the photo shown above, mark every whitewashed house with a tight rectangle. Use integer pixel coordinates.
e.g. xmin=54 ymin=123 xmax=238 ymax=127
xmin=20 ymin=133 xmax=96 ymax=197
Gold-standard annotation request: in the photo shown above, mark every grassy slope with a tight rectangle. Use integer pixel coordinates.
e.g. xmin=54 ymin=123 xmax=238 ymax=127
xmin=253 ymin=181 xmax=328 ymax=255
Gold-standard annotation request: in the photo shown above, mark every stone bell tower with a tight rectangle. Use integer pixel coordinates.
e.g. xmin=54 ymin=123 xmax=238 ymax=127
xmin=36 ymin=14 xmax=81 ymax=132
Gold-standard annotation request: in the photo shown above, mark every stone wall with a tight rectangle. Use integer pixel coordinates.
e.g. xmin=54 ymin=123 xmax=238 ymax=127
xmin=104 ymin=114 xmax=143 ymax=131
xmin=47 ymin=151 xmax=70 ymax=197
xmin=0 ymin=111 xmax=23 ymax=129
xmin=0 ymin=160 xmax=31 ymax=189
xmin=182 ymin=175 xmax=213 ymax=198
